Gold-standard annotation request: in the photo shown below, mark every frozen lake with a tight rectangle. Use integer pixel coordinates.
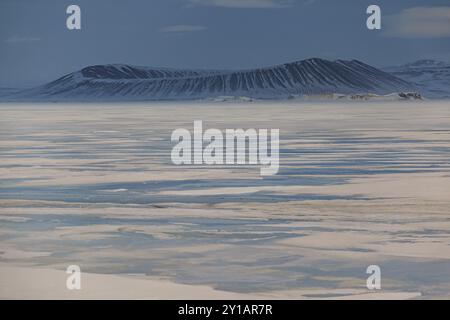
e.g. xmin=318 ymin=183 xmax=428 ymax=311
xmin=1 ymin=101 xmax=450 ymax=299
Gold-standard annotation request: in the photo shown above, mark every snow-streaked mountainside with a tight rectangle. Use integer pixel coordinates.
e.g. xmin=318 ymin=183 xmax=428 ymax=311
xmin=384 ymin=60 xmax=450 ymax=99
xmin=6 ymin=58 xmax=417 ymax=101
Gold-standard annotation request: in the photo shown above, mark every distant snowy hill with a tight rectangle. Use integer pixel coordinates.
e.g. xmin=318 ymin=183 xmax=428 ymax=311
xmin=0 ymin=87 xmax=21 ymax=97
xmin=384 ymin=60 xmax=450 ymax=99
xmin=7 ymin=58 xmax=417 ymax=101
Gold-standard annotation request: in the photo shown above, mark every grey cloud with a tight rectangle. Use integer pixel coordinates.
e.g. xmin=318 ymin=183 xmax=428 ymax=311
xmin=384 ymin=6 xmax=450 ymax=38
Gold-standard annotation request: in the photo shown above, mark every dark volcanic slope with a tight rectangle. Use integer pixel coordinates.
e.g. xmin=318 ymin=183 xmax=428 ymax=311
xmin=18 ymin=58 xmax=415 ymax=101
xmin=384 ymin=60 xmax=450 ymax=99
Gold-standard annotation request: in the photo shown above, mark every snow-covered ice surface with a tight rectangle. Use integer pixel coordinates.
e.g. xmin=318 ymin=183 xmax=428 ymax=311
xmin=1 ymin=101 xmax=450 ymax=299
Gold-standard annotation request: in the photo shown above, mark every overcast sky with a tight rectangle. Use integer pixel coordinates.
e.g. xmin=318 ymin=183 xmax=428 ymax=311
xmin=1 ymin=0 xmax=449 ymax=87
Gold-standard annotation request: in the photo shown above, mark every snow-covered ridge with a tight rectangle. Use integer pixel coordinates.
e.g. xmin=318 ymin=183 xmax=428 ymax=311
xmin=383 ymin=60 xmax=450 ymax=99
xmin=79 ymin=64 xmax=226 ymax=80
xmin=7 ymin=58 xmax=417 ymax=101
